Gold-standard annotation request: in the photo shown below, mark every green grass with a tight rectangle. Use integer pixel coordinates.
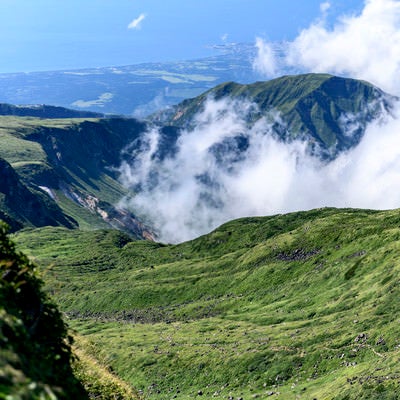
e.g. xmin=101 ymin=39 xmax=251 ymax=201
xmin=72 ymin=334 xmax=141 ymax=400
xmin=12 ymin=207 xmax=400 ymax=399
xmin=0 ymin=130 xmax=47 ymax=165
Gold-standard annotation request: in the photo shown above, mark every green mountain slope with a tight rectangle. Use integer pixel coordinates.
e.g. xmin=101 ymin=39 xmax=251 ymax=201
xmin=153 ymin=74 xmax=393 ymax=158
xmin=13 ymin=207 xmax=400 ymax=399
xmin=0 ymin=115 xmax=154 ymax=238
xmin=0 ymin=223 xmax=143 ymax=399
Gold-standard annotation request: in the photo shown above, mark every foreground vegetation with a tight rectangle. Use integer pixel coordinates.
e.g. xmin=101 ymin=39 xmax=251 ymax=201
xmin=13 ymin=207 xmax=400 ymax=399
xmin=0 ymin=222 xmax=86 ymax=399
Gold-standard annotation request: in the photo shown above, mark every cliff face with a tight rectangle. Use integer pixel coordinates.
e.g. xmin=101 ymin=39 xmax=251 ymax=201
xmin=0 ymin=116 xmax=154 ymax=238
xmin=0 ymin=157 xmax=76 ymax=231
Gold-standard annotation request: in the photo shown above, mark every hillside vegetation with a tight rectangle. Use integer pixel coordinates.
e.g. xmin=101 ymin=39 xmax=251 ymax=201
xmin=3 ymin=74 xmax=400 ymax=398
xmin=14 ymin=207 xmax=400 ymax=399
xmin=0 ymin=222 xmax=142 ymax=399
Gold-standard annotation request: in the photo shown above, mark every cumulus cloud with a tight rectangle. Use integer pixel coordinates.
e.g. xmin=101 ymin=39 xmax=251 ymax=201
xmin=253 ymin=38 xmax=280 ymax=78
xmin=128 ymin=13 xmax=146 ymax=30
xmin=118 ymin=96 xmax=398 ymax=243
xmin=254 ymin=0 xmax=400 ymax=95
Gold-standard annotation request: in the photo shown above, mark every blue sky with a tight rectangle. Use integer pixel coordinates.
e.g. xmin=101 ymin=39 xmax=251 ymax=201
xmin=0 ymin=0 xmax=364 ymax=73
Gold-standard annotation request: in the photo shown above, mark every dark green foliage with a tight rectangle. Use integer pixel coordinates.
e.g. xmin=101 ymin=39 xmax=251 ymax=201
xmin=0 ymin=222 xmax=87 ymax=399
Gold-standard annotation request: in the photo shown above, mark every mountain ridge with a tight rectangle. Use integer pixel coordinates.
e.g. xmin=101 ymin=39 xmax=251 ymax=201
xmin=0 ymin=115 xmax=155 ymax=238
xmin=152 ymin=73 xmax=393 ymax=158
xmin=2 ymin=72 xmax=400 ymax=398
xmin=0 ymin=102 xmax=104 ymax=119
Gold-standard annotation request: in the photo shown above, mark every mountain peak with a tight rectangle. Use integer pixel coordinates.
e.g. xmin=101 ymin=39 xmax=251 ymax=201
xmin=152 ymin=73 xmax=392 ymax=158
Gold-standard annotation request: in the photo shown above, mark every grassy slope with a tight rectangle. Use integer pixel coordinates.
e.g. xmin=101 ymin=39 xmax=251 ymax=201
xmin=13 ymin=207 xmax=400 ymax=399
xmin=0 ymin=116 xmax=103 ymax=229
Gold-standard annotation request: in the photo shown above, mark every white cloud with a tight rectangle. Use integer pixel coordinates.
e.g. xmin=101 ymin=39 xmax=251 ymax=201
xmin=128 ymin=13 xmax=146 ymax=30
xmin=320 ymin=1 xmax=331 ymax=14
xmin=254 ymin=0 xmax=400 ymax=95
xmin=118 ymin=0 xmax=400 ymax=243
xmin=253 ymin=37 xmax=279 ymax=78
xmin=221 ymin=33 xmax=229 ymax=42
xmin=119 ymin=96 xmax=396 ymax=243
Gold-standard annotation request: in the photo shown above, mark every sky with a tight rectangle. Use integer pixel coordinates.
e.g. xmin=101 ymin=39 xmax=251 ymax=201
xmin=0 ymin=0 xmax=363 ymax=73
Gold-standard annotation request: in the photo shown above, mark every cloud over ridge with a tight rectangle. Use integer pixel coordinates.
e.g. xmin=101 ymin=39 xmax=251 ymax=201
xmin=119 ymin=95 xmax=398 ymax=243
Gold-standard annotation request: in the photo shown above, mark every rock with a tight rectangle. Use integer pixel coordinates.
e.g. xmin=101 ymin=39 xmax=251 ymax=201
xmin=376 ymin=337 xmax=386 ymax=345
xmin=354 ymin=333 xmax=368 ymax=343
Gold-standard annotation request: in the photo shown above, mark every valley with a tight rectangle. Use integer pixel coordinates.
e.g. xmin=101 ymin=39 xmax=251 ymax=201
xmin=0 ymin=72 xmax=399 ymax=399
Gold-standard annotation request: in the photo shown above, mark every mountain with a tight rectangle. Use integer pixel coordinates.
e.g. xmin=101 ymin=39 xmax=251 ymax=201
xmin=13 ymin=207 xmax=400 ymax=399
xmin=0 ymin=44 xmax=261 ymax=116
xmin=3 ymin=73 xmax=400 ymax=398
xmin=153 ymin=73 xmax=393 ymax=158
xmin=0 ymin=74 xmax=394 ymax=239
xmin=0 ymin=114 xmax=155 ymax=238
xmin=0 ymin=103 xmax=103 ymax=118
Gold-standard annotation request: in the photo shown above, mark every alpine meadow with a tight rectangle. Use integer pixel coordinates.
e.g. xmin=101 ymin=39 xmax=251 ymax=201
xmin=1 ymin=1 xmax=400 ymax=399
